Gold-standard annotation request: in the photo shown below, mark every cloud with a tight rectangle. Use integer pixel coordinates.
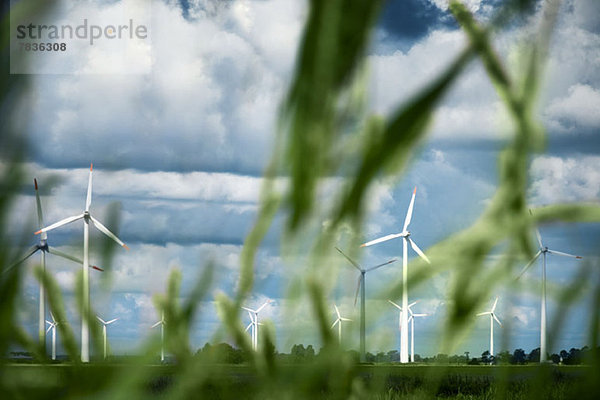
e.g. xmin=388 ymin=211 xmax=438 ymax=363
xmin=23 ymin=0 xmax=304 ymax=174
xmin=529 ymin=155 xmax=600 ymax=204
xmin=544 ymin=84 xmax=600 ymax=132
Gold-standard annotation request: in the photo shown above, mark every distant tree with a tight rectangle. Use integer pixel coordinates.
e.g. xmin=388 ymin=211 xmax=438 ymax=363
xmin=365 ymin=352 xmax=375 ymax=363
xmin=560 ymin=349 xmax=569 ymax=364
xmin=468 ymin=357 xmax=480 ymax=365
xmin=496 ymin=350 xmax=511 ymax=365
xmin=511 ymin=348 xmax=526 ymax=365
xmin=435 ymin=353 xmax=449 ymax=364
xmin=528 ymin=348 xmax=540 ymax=363
xmin=197 ymin=342 xmax=245 ymax=364
xmin=464 ymin=351 xmax=470 ymax=363
xmin=387 ymin=350 xmax=399 ymax=362
xmin=566 ymin=348 xmax=582 ymax=365
xmin=481 ymin=351 xmax=491 ymax=365
xmin=550 ymin=353 xmax=561 ymax=364
xmin=413 ymin=354 xmax=422 ymax=362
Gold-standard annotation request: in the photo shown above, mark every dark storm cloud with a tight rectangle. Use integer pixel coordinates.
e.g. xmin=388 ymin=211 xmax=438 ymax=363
xmin=378 ymin=0 xmax=456 ymax=42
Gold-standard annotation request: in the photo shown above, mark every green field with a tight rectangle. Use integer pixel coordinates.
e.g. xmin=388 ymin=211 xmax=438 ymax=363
xmin=1 ymin=363 xmax=595 ymax=399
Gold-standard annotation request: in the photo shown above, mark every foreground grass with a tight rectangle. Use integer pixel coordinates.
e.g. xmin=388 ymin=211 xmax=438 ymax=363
xmin=1 ymin=363 xmax=592 ymax=400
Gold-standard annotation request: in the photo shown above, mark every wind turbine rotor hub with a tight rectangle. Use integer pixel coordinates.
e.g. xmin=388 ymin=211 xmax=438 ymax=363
xmin=40 ymin=241 xmax=48 ymax=251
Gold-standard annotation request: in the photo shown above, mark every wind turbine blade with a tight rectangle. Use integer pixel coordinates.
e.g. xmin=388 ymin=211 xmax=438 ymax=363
xmin=86 ymin=164 xmax=93 ymax=212
xmin=413 ymin=313 xmax=427 ymax=317
xmin=90 ymin=216 xmax=129 ymax=250
xmin=476 ymin=312 xmax=490 ymax=316
xmin=493 ymin=314 xmax=502 ymax=326
xmin=353 ymin=275 xmax=362 ymax=307
xmin=334 ymin=304 xmax=341 ymax=319
xmin=331 ymin=319 xmax=339 ymax=329
xmin=529 ymin=210 xmax=543 ymax=248
xmin=408 ymin=301 xmax=417 ymax=308
xmin=409 ymin=238 xmax=430 ymax=264
xmin=403 ymin=187 xmax=417 ymax=232
xmin=388 ymin=299 xmax=402 ymax=310
xmin=245 ymin=323 xmax=253 ymax=332
xmin=46 ymin=324 xmax=53 ymax=334
xmin=335 ymin=247 xmax=362 ymax=272
xmin=47 ymin=246 xmax=81 ymax=264
xmin=34 ymin=178 xmax=47 ymax=240
xmin=106 ymin=318 xmax=118 ymax=325
xmin=48 ymin=247 xmax=103 ymax=271
xmin=491 ymin=297 xmax=499 ymax=313
xmin=6 ymin=245 xmax=40 ymax=271
xmin=256 ymin=300 xmax=271 ymax=313
xmin=366 ymin=258 xmax=397 ymax=272
xmin=151 ymin=320 xmax=162 ymax=328
xmin=97 ymin=316 xmax=106 ymax=324
xmin=547 ymin=249 xmax=582 ymax=259
xmin=340 ymin=318 xmax=352 ymax=322
xmin=36 ymin=214 xmax=84 ymax=235
xmin=516 ymin=251 xmax=541 ymax=280
xmin=241 ymin=306 xmax=255 ymax=313
xmin=360 ymin=233 xmax=402 ymax=247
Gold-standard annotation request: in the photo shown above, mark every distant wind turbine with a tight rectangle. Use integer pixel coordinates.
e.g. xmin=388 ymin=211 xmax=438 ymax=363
xmin=242 ymin=300 xmax=271 ymax=351
xmin=7 ymin=179 xmax=101 ymax=351
xmin=35 ymin=164 xmax=129 ymax=362
xmin=331 ymin=304 xmax=352 ymax=344
xmin=336 ymin=247 xmax=396 ymax=361
xmin=97 ymin=316 xmax=118 ymax=360
xmin=152 ymin=311 xmax=166 ymax=362
xmin=45 ymin=313 xmax=59 ymax=361
xmin=476 ymin=297 xmax=502 ymax=360
xmin=389 ymin=300 xmax=427 ymax=362
xmin=518 ymin=211 xmax=582 ymax=363
xmin=362 ymin=187 xmax=430 ymax=363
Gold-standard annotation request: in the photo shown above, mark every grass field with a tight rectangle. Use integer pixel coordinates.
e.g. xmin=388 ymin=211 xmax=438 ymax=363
xmin=1 ymin=363 xmax=593 ymax=399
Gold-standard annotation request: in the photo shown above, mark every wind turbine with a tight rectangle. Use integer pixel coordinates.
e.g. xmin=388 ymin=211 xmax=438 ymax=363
xmin=7 ymin=178 xmax=102 ymax=350
xmin=35 ymin=164 xmax=129 ymax=362
xmin=331 ymin=304 xmax=352 ymax=344
xmin=152 ymin=311 xmax=166 ymax=362
xmin=45 ymin=313 xmax=59 ymax=361
xmin=518 ymin=212 xmax=582 ymax=362
xmin=96 ymin=316 xmax=118 ymax=360
xmin=389 ymin=300 xmax=426 ymax=362
xmin=336 ymin=247 xmax=396 ymax=361
xmin=476 ymin=297 xmax=502 ymax=360
xmin=361 ymin=187 xmax=430 ymax=363
xmin=242 ymin=300 xmax=271 ymax=351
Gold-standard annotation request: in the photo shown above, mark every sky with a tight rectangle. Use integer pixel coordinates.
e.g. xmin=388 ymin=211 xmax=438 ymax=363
xmin=5 ymin=0 xmax=600 ymax=358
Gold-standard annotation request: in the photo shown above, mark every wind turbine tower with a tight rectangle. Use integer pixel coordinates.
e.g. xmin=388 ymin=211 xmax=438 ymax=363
xmin=476 ymin=297 xmax=502 ymax=360
xmin=362 ymin=187 xmax=430 ymax=363
xmin=336 ymin=247 xmax=395 ymax=362
xmin=518 ymin=212 xmax=582 ymax=362
xmin=35 ymin=164 xmax=129 ymax=362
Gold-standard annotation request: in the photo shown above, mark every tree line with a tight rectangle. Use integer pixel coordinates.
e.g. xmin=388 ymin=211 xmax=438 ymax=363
xmin=194 ymin=343 xmax=598 ymax=365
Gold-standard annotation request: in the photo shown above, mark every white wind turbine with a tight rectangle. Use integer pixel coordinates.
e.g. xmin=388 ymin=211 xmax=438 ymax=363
xmin=362 ymin=187 xmax=430 ymax=363
xmin=242 ymin=300 xmax=271 ymax=351
xmin=476 ymin=297 xmax=502 ymax=360
xmin=152 ymin=311 xmax=166 ymax=362
xmin=518 ymin=213 xmax=582 ymax=363
xmin=35 ymin=164 xmax=129 ymax=362
xmin=96 ymin=316 xmax=118 ymax=360
xmin=336 ymin=247 xmax=396 ymax=361
xmin=45 ymin=313 xmax=59 ymax=361
xmin=389 ymin=300 xmax=427 ymax=362
xmin=331 ymin=304 xmax=352 ymax=344
xmin=7 ymin=179 xmax=102 ymax=350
